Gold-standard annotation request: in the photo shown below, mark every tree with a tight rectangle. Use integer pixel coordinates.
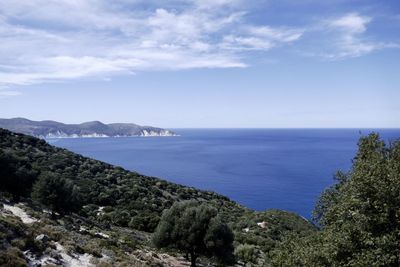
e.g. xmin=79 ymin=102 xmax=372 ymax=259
xmin=270 ymin=133 xmax=400 ymax=266
xmin=152 ymin=201 xmax=234 ymax=267
xmin=0 ymin=151 xmax=37 ymax=199
xmin=204 ymin=215 xmax=235 ymax=264
xmin=234 ymin=244 xmax=259 ymax=266
xmin=31 ymin=172 xmax=81 ymax=215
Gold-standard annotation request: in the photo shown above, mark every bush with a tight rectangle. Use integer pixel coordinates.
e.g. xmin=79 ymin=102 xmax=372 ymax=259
xmin=0 ymin=247 xmax=28 ymax=267
xmin=31 ymin=172 xmax=82 ymax=214
xmin=270 ymin=134 xmax=400 ymax=266
xmin=234 ymin=244 xmax=259 ymax=265
xmin=152 ymin=201 xmax=234 ymax=267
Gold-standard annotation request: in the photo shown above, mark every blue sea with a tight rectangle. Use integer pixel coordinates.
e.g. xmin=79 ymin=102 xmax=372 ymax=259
xmin=49 ymin=129 xmax=400 ymax=218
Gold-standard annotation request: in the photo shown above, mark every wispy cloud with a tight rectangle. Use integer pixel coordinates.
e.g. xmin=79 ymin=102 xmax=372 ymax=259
xmin=0 ymin=1 xmax=397 ymax=89
xmin=330 ymin=12 xmax=371 ymax=33
xmin=318 ymin=13 xmax=396 ymax=60
xmin=0 ymin=88 xmax=21 ymax=97
xmin=221 ymin=26 xmax=303 ymax=51
xmin=0 ymin=0 xmax=301 ymax=87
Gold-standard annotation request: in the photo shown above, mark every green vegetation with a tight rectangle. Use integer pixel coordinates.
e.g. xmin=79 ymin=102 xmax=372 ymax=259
xmin=234 ymin=244 xmax=260 ymax=265
xmin=0 ymin=128 xmax=313 ymax=266
xmin=153 ymin=201 xmax=234 ymax=266
xmin=0 ymin=128 xmax=243 ymax=232
xmin=0 ymin=146 xmax=37 ymax=199
xmin=233 ymin=209 xmax=315 ymax=255
xmin=269 ymin=133 xmax=400 ymax=266
xmin=6 ymin=129 xmax=397 ymax=266
xmin=3 ymin=128 xmax=398 ymax=266
xmin=31 ymin=172 xmax=82 ymax=215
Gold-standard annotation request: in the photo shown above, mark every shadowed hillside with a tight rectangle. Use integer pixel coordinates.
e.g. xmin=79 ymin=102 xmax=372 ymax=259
xmin=0 ymin=128 xmax=314 ymax=266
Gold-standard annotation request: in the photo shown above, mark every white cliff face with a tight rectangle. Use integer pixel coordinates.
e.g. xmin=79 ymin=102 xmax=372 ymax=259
xmin=76 ymin=133 xmax=110 ymax=138
xmin=139 ymin=129 xmax=178 ymax=137
xmin=38 ymin=131 xmax=110 ymax=138
xmin=38 ymin=130 xmax=178 ymax=138
xmin=160 ymin=130 xmax=178 ymax=136
xmin=41 ymin=133 xmax=110 ymax=138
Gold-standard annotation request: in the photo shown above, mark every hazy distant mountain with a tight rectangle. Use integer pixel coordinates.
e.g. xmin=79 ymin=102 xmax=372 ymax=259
xmin=0 ymin=118 xmax=177 ymax=138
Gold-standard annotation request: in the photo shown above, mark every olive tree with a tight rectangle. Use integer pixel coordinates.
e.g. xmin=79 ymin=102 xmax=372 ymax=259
xmin=31 ymin=172 xmax=81 ymax=215
xmin=152 ymin=201 xmax=234 ymax=267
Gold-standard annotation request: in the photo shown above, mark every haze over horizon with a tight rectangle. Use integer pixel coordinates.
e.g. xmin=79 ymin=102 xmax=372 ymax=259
xmin=0 ymin=0 xmax=399 ymax=128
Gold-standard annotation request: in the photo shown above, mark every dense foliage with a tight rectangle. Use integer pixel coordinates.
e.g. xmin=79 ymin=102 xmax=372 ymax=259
xmin=31 ymin=172 xmax=82 ymax=214
xmin=270 ymin=133 xmax=400 ymax=266
xmin=234 ymin=244 xmax=260 ymax=265
xmin=153 ymin=201 xmax=234 ymax=266
xmin=233 ymin=209 xmax=315 ymax=255
xmin=0 ymin=128 xmax=242 ymax=232
xmin=0 ymin=128 xmax=315 ymax=265
xmin=0 ymin=147 xmax=37 ymax=198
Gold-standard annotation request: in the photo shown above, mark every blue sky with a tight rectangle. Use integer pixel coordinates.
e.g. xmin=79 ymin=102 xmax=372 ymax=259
xmin=0 ymin=0 xmax=399 ymax=128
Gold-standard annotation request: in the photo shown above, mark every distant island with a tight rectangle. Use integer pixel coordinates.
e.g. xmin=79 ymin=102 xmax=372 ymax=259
xmin=0 ymin=118 xmax=178 ymax=138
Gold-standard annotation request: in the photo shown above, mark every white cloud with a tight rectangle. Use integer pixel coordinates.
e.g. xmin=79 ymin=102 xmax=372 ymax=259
xmin=221 ymin=35 xmax=274 ymax=50
xmin=2 ymin=2 xmax=394 ymax=87
xmin=0 ymin=0 xmax=301 ymax=87
xmin=247 ymin=26 xmax=303 ymax=42
xmin=0 ymin=89 xmax=21 ymax=97
xmin=221 ymin=26 xmax=303 ymax=51
xmin=195 ymin=0 xmax=241 ymax=9
xmin=330 ymin=12 xmax=371 ymax=33
xmin=320 ymin=13 xmax=389 ymax=59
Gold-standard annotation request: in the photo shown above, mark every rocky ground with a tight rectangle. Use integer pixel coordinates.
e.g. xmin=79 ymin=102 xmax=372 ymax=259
xmin=0 ymin=200 xmax=212 ymax=267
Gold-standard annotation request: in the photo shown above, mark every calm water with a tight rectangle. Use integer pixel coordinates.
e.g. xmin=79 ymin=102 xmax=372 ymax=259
xmin=49 ymin=129 xmax=400 ymax=218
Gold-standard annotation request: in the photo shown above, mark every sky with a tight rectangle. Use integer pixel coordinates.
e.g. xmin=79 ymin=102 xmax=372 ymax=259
xmin=0 ymin=0 xmax=399 ymax=128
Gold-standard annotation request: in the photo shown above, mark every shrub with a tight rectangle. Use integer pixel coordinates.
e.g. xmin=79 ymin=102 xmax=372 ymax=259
xmin=152 ymin=201 xmax=234 ymax=267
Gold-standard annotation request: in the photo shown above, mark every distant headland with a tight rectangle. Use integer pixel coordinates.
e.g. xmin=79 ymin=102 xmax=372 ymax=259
xmin=0 ymin=118 xmax=178 ymax=138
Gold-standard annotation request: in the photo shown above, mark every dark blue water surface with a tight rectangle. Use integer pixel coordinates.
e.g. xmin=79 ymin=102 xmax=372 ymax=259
xmin=49 ymin=129 xmax=400 ymax=218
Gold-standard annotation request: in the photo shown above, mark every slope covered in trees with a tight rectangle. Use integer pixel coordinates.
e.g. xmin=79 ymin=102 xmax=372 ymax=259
xmin=0 ymin=128 xmax=314 ymax=266
xmin=3 ymin=128 xmax=399 ymax=266
xmin=0 ymin=128 xmax=245 ymax=231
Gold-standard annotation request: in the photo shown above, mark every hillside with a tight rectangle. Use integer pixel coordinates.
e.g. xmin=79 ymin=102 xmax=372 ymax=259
xmin=0 ymin=128 xmax=314 ymax=266
xmin=0 ymin=118 xmax=177 ymax=138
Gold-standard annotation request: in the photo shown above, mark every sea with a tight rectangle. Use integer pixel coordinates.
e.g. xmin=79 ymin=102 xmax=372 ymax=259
xmin=48 ymin=129 xmax=400 ymax=218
